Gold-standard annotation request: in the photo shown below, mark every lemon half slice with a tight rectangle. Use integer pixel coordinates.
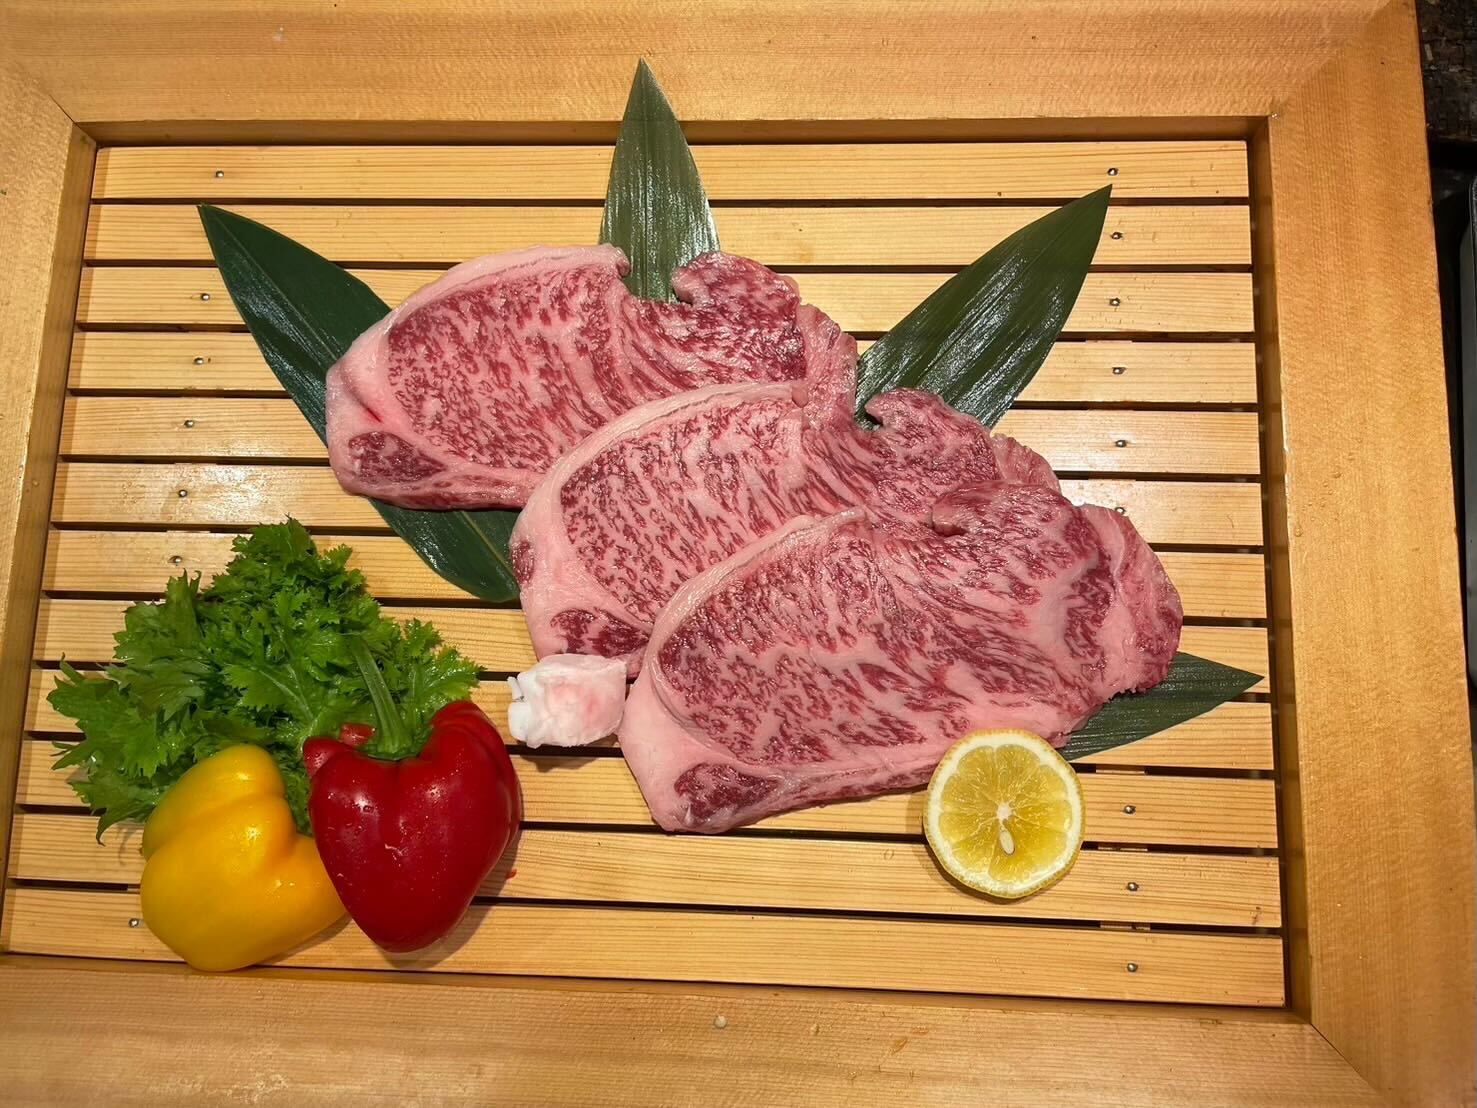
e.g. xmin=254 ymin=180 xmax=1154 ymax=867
xmin=923 ymin=729 xmax=1085 ymax=899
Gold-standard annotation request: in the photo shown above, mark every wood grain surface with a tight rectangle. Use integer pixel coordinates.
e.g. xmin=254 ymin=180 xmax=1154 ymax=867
xmin=58 ymin=397 xmax=1264 ymax=475
xmin=0 ymin=959 xmax=1381 ymax=1107
xmin=76 ymin=266 xmax=1256 ymax=333
xmin=1 ymin=886 xmax=1286 ymax=1005
xmin=48 ymin=462 xmax=1268 ymax=546
xmin=10 ymin=814 xmax=1281 ymax=928
xmin=90 ymin=142 xmax=1251 ymax=199
xmin=69 ymin=331 xmax=1260 ymax=404
xmin=0 ymin=67 xmax=94 ymax=926
xmin=0 ymin=2 xmax=1381 ymax=132
xmin=84 ymin=202 xmax=1253 ymax=267
xmin=1255 ymin=2 xmax=1477 ymax=1101
xmin=17 ymin=741 xmax=1277 ymax=847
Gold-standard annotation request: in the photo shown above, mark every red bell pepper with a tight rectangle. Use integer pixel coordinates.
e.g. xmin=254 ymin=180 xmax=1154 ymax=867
xmin=303 ymin=639 xmax=521 ymax=952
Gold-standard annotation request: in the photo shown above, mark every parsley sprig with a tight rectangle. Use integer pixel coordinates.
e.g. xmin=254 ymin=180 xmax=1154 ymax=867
xmin=50 ymin=521 xmax=478 ymax=835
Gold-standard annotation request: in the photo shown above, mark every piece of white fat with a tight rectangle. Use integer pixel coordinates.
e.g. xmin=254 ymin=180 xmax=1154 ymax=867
xmin=506 ymin=654 xmax=628 ymax=748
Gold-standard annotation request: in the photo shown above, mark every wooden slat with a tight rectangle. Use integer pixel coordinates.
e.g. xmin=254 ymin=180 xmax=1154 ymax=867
xmin=1073 ymin=700 xmax=1272 ymax=769
xmin=26 ymin=670 xmax=513 ymax=741
xmin=58 ymin=396 xmax=1263 ymax=476
xmin=30 ymin=597 xmax=1270 ymax=690
xmin=1159 ymin=552 xmax=1266 ymax=618
xmin=9 ymin=814 xmax=1281 ymax=928
xmin=49 ymin=463 xmax=1267 ymax=547
xmin=22 ymin=675 xmax=1273 ymax=770
xmin=1057 ymin=477 xmax=1264 ymax=547
xmin=511 ymin=759 xmax=1280 ymax=846
xmin=70 ymin=332 xmax=1261 ymax=405
xmin=1178 ymin=626 xmax=1267 ymax=688
xmin=18 ymin=742 xmax=1276 ymax=847
xmin=90 ymin=142 xmax=1250 ymax=201
xmin=75 ymin=267 xmax=1257 ymax=334
xmin=41 ymin=529 xmax=1268 ymax=619
xmin=85 ymin=203 xmax=1253 ymax=267
xmin=0 ymin=887 xmax=1284 ymax=1005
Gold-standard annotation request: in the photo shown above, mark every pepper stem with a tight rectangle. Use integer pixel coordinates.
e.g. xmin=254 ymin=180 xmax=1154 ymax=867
xmin=346 ymin=635 xmax=408 ymax=751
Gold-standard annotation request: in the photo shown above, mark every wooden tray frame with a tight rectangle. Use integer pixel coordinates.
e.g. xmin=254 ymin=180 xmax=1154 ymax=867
xmin=1 ymin=2 xmax=1471 ymax=1103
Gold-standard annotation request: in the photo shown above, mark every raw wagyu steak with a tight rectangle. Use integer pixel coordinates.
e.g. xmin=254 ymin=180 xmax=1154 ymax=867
xmin=326 ymin=245 xmax=855 ymax=509
xmin=512 ymin=384 xmax=1057 ymax=672
xmin=620 ymin=483 xmax=1183 ymax=833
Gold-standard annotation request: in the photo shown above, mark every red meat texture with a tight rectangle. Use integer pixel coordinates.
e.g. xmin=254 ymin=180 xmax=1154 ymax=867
xmin=327 ymin=246 xmax=853 ymax=509
xmin=620 ymin=485 xmax=1180 ymax=833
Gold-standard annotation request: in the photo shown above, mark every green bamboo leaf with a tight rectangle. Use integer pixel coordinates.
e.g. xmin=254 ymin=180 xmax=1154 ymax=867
xmin=198 ymin=205 xmax=521 ymax=603
xmin=855 ymin=186 xmax=1111 ymax=426
xmin=600 ymin=59 xmax=719 ymax=300
xmin=1059 ymin=653 xmax=1261 ymax=762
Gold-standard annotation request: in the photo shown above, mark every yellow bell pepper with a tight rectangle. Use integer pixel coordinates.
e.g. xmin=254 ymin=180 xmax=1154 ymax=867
xmin=140 ymin=745 xmax=344 ymax=972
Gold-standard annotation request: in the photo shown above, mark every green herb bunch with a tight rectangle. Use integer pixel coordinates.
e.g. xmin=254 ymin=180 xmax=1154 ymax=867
xmin=50 ymin=521 xmax=478 ymax=835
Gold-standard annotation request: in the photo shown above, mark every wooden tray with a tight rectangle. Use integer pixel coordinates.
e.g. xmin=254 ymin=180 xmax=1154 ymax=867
xmin=0 ymin=4 xmax=1471 ymax=1105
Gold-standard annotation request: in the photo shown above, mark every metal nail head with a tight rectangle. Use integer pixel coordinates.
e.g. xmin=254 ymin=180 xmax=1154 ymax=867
xmin=1126 ymin=881 xmax=1139 ymax=892
xmin=1110 ymin=231 xmax=1123 ymax=240
xmin=214 ymin=170 xmax=225 ymax=178
xmin=1114 ymin=506 xmax=1126 ymax=515
xmin=199 ymin=292 xmax=211 ymax=301
xmin=128 ymin=917 xmax=140 ymax=928
xmin=1109 ymin=296 xmax=1122 ymax=307
xmin=170 ymin=555 xmax=182 ymax=565
xmin=183 ymin=419 xmax=195 ymax=428
xmin=1111 ymin=366 xmax=1127 ymax=375
xmin=713 ymin=1015 xmax=729 ymax=1030
xmin=1123 ymin=804 xmax=1136 ymax=814
xmin=193 ymin=356 xmax=206 ymax=365
xmin=1126 ymin=962 xmax=1138 ymax=973
xmin=177 ymin=489 xmax=189 ymax=498
xmin=1107 ymin=167 xmax=1119 ymax=176
xmin=1114 ymin=439 xmax=1128 ymax=448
